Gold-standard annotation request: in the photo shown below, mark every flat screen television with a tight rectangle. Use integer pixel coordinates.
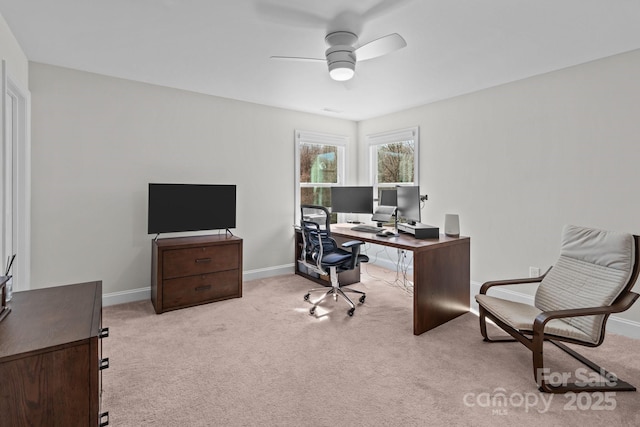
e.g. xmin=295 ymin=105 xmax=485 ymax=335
xmin=330 ymin=186 xmax=374 ymax=214
xmin=396 ymin=185 xmax=421 ymax=225
xmin=148 ymin=183 xmax=236 ymax=234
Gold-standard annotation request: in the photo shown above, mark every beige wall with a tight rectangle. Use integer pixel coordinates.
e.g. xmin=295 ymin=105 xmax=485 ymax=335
xmin=0 ymin=13 xmax=28 ymax=88
xmin=29 ymin=62 xmax=357 ymax=293
xmin=358 ymin=49 xmax=640 ymax=323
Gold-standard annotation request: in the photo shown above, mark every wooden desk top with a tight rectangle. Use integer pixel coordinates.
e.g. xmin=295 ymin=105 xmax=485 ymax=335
xmin=330 ymin=223 xmax=469 ymax=252
xmin=0 ymin=281 xmax=102 ymax=361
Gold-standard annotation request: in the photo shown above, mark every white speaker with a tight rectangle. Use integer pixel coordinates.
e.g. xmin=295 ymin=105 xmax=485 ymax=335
xmin=444 ymin=214 xmax=460 ymax=237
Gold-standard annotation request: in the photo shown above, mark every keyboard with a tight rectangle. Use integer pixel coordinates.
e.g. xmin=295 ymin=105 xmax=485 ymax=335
xmin=350 ymin=224 xmax=384 ymax=233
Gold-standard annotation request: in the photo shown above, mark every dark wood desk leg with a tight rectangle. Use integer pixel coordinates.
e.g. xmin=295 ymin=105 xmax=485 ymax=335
xmin=413 ymin=239 xmax=470 ymax=335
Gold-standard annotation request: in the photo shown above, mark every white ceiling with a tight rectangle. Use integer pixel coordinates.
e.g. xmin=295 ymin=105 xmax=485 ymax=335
xmin=1 ymin=0 xmax=639 ymax=121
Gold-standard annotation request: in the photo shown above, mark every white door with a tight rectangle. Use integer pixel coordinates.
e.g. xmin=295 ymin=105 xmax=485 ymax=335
xmin=2 ymin=60 xmax=31 ymax=291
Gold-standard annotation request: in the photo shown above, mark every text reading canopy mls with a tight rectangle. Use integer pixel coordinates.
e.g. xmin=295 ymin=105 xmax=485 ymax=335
xmin=147 ymin=183 xmax=236 ymax=235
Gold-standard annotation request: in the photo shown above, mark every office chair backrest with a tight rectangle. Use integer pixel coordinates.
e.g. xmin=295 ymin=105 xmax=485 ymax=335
xmin=300 ymin=204 xmax=331 ymax=234
xmin=300 ymin=205 xmax=335 ymax=269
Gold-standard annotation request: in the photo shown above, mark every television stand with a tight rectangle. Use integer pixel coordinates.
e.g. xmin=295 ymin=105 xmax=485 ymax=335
xmin=151 ymin=234 xmax=243 ymax=313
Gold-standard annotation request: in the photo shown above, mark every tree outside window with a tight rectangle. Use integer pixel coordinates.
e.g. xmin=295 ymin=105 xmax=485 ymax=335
xmin=295 ymin=130 xmax=347 ymax=223
xmin=299 ymin=143 xmax=338 ymax=207
xmin=368 ymin=128 xmax=419 ymax=200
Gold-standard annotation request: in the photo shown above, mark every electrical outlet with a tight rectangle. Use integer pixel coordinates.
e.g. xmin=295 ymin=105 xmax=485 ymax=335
xmin=529 ymin=267 xmax=540 ymax=278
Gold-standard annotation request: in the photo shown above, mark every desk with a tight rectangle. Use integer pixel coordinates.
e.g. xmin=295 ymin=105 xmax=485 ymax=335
xmin=297 ymin=224 xmax=470 ymax=335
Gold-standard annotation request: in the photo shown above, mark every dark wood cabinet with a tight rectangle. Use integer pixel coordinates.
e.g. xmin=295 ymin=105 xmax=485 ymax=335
xmin=151 ymin=234 xmax=243 ymax=313
xmin=0 ymin=281 xmax=108 ymax=426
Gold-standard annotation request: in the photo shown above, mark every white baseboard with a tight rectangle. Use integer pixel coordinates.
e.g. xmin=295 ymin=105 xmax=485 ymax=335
xmin=470 ymin=281 xmax=640 ymax=339
xmin=102 ymin=264 xmax=295 ymax=307
xmin=242 ymin=264 xmax=294 ymax=282
xmin=103 ymin=287 xmax=151 ymax=306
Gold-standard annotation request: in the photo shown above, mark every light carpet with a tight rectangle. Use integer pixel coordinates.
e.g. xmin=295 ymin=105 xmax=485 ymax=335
xmin=102 ymin=264 xmax=640 ymax=426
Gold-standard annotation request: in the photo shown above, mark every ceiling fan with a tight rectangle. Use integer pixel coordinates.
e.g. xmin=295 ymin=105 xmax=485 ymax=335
xmin=271 ymin=31 xmax=407 ymax=81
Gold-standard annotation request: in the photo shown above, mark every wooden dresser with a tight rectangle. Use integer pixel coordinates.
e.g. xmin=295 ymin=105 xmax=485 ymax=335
xmin=151 ymin=234 xmax=243 ymax=314
xmin=0 ymin=281 xmax=109 ymax=426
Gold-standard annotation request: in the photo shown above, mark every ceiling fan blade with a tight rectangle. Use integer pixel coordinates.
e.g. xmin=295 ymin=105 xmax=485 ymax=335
xmin=355 ymin=33 xmax=407 ymax=61
xmin=362 ymin=0 xmax=413 ymax=21
xmin=270 ymin=56 xmax=325 ymax=62
xmin=255 ymin=2 xmax=326 ymax=29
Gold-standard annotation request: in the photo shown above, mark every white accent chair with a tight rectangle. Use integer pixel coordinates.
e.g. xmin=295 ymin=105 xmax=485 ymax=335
xmin=476 ymin=225 xmax=640 ymax=393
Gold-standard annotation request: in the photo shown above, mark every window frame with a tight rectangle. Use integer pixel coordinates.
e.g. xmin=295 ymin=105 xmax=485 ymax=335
xmin=294 ymin=130 xmax=347 ymax=224
xmin=367 ymin=127 xmax=419 ymax=199
xmin=1 ymin=60 xmax=31 ymax=292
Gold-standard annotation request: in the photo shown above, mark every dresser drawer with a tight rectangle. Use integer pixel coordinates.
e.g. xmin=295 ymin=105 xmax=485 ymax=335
xmin=162 ymin=270 xmax=240 ymax=310
xmin=163 ymin=244 xmax=239 ymax=279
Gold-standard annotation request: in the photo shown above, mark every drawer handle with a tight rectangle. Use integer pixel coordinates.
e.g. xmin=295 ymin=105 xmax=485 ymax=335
xmin=195 ymin=285 xmax=212 ymax=292
xmin=99 ymin=327 xmax=109 ymax=339
xmin=99 ymin=358 xmax=110 ymax=370
xmin=195 ymin=258 xmax=212 ymax=263
xmin=99 ymin=412 xmax=110 ymax=427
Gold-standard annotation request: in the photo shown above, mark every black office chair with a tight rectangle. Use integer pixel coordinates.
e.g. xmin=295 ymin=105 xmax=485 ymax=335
xmin=299 ymin=205 xmax=369 ymax=316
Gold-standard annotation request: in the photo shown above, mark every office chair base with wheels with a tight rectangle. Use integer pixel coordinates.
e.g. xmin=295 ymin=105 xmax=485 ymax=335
xmin=304 ymin=266 xmax=366 ymax=317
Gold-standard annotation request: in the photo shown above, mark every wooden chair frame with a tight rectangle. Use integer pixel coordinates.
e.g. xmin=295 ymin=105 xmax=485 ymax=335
xmin=478 ymin=235 xmax=640 ymax=393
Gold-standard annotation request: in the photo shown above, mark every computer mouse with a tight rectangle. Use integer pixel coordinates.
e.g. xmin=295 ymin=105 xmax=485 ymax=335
xmin=376 ymin=230 xmax=394 ymax=237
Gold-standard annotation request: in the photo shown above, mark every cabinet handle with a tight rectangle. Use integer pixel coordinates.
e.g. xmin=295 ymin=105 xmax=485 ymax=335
xmin=99 ymin=412 xmax=110 ymax=426
xmin=195 ymin=258 xmax=212 ymax=263
xmin=99 ymin=327 xmax=109 ymax=339
xmin=99 ymin=358 xmax=110 ymax=370
xmin=195 ymin=285 xmax=212 ymax=292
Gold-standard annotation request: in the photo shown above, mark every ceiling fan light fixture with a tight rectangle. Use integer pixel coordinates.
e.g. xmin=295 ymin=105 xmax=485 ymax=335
xmin=326 ymin=44 xmax=356 ymax=81
xmin=329 ymin=62 xmax=355 ymax=81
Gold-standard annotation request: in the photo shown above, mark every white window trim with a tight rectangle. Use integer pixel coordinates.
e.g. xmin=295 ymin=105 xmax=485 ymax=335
xmin=367 ymin=126 xmax=419 ymax=196
xmin=294 ymin=129 xmax=347 ymax=223
xmin=2 ymin=60 xmax=31 ymax=292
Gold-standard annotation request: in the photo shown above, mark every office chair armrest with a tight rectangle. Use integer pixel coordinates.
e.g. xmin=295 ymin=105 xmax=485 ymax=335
xmin=341 ymin=240 xmax=365 ymax=249
xmin=479 ymin=267 xmax=552 ymax=295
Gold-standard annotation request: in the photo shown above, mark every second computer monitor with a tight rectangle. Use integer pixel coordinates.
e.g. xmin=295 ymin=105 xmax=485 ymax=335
xmin=331 ymin=186 xmax=374 ymax=214
xmin=379 ymin=188 xmax=397 ymax=206
xmin=396 ymin=186 xmax=421 ymax=225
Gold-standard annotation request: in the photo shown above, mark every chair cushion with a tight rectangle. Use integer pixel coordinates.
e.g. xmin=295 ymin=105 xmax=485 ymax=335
xmin=534 ymin=225 xmax=635 ymax=344
xmin=321 ymin=249 xmax=353 ymax=267
xmin=476 ymin=294 xmax=593 ymax=342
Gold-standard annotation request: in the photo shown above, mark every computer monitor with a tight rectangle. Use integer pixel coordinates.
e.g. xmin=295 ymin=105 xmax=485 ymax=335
xmin=379 ymin=189 xmax=397 ymax=206
xmin=371 ymin=188 xmax=397 ymax=225
xmin=331 ymin=186 xmax=374 ymax=214
xmin=396 ymin=186 xmax=421 ymax=225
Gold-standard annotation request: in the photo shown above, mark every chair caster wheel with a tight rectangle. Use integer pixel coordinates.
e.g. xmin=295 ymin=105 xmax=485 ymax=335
xmin=304 ymin=293 xmax=310 ymax=301
xmin=359 ymin=295 xmax=366 ymax=304
xmin=347 ymin=308 xmax=355 ymax=317
xmin=310 ymin=307 xmax=316 ymax=315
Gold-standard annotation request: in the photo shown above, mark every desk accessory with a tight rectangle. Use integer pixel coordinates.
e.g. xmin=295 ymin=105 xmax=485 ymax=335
xmin=0 ymin=275 xmax=11 ymax=322
xmin=444 ymin=214 xmax=460 ymax=237
xmin=397 ymin=222 xmax=439 ymax=239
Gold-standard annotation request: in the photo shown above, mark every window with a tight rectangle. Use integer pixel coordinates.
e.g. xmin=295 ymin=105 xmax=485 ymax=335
xmin=368 ymin=127 xmax=419 ymax=200
xmin=294 ymin=130 xmax=346 ymax=223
